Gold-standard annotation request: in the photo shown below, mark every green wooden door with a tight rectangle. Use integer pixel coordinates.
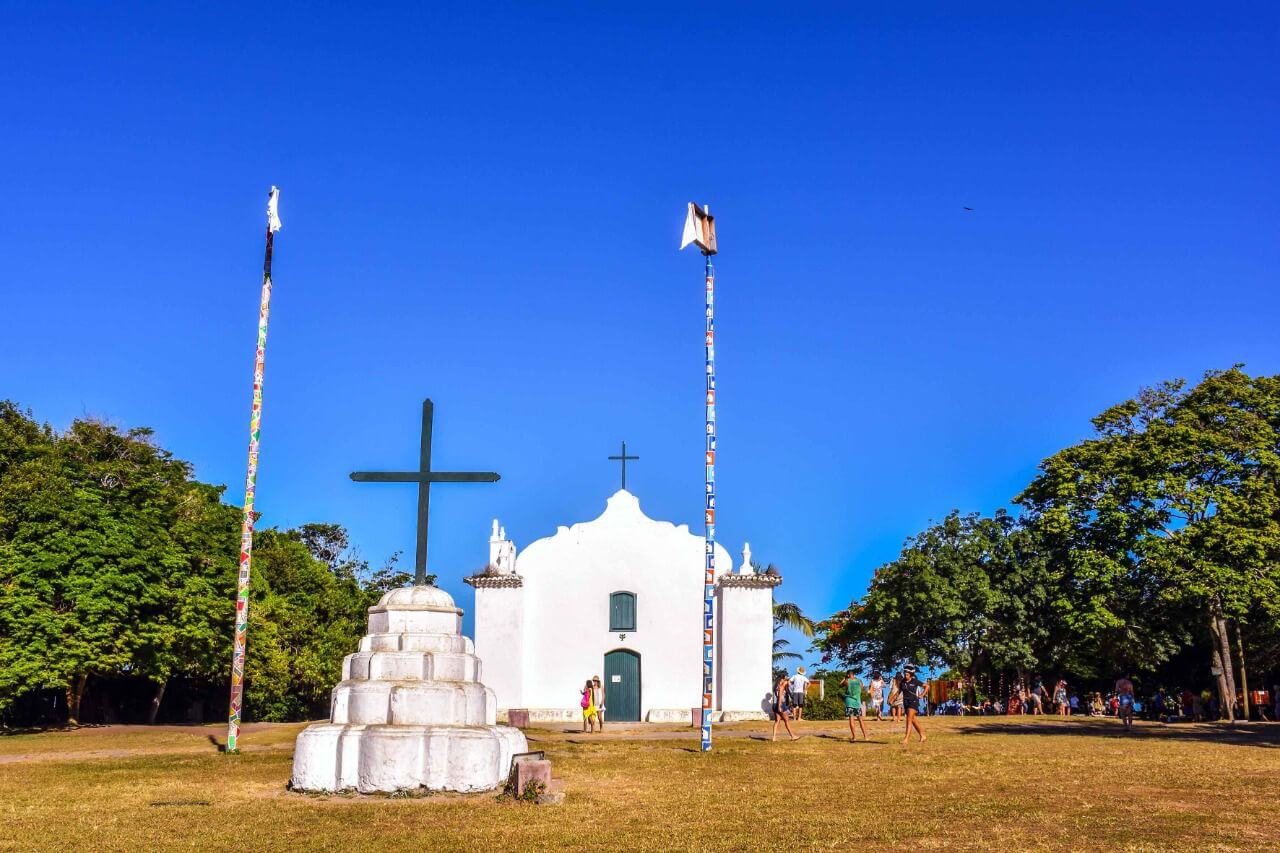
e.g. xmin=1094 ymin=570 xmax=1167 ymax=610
xmin=603 ymin=649 xmax=641 ymax=722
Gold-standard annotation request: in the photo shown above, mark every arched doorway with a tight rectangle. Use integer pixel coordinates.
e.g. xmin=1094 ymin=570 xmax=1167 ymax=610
xmin=603 ymin=649 xmax=641 ymax=722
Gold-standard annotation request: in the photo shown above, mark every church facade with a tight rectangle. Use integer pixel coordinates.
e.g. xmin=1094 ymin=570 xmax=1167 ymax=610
xmin=466 ymin=490 xmax=780 ymax=722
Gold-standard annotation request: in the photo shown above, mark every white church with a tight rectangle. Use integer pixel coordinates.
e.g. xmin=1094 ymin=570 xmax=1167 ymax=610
xmin=465 ymin=489 xmax=781 ymax=723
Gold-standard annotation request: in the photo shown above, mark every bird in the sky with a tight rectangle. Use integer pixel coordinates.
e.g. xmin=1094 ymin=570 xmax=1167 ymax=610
xmin=963 ymin=206 xmax=974 ymax=211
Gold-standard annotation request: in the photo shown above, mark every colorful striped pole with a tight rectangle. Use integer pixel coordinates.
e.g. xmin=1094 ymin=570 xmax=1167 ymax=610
xmin=701 ymin=252 xmax=717 ymax=752
xmin=226 ymin=186 xmax=281 ymax=753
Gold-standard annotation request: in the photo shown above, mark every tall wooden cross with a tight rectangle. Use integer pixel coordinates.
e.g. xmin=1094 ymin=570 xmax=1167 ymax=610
xmin=351 ymin=399 xmax=499 ymax=585
xmin=608 ymin=441 xmax=639 ymax=490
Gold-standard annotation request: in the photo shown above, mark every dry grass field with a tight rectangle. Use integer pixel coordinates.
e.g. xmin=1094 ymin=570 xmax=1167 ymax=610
xmin=0 ymin=716 xmax=1275 ymax=851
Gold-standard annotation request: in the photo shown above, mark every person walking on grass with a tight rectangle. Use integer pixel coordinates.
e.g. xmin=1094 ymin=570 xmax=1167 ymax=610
xmin=580 ymin=678 xmax=598 ymax=733
xmin=1115 ymin=675 xmax=1136 ymax=732
xmin=1028 ymin=681 xmax=1045 ymax=715
xmin=1054 ymin=679 xmax=1070 ymax=717
xmin=899 ymin=665 xmax=926 ymax=745
xmin=869 ymin=670 xmax=885 ymax=721
xmin=790 ymin=666 xmax=810 ymax=721
xmin=888 ymin=674 xmax=904 ymax=721
xmin=592 ymin=675 xmax=605 ymax=731
xmin=772 ymin=672 xmax=800 ymax=742
xmin=840 ymin=670 xmax=868 ymax=742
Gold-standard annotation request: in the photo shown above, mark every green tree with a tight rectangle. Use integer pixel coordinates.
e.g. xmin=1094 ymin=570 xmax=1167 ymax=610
xmin=0 ymin=401 xmax=387 ymax=726
xmin=239 ymin=527 xmax=377 ymax=721
xmin=771 ymin=598 xmax=815 ymax=676
xmin=817 ymin=512 xmax=1051 ymax=680
xmin=0 ymin=416 xmax=208 ymax=722
xmin=1017 ymin=367 xmax=1280 ymax=719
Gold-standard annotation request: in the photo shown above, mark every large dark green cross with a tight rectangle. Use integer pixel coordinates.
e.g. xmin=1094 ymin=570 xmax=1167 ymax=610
xmin=350 ymin=399 xmax=499 ymax=585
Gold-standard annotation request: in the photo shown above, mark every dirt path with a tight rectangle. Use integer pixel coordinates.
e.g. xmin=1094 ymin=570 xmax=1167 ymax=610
xmin=0 ymin=740 xmax=294 ymax=765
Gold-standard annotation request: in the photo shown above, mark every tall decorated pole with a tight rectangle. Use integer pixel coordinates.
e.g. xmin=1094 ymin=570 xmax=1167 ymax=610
xmin=226 ymin=186 xmax=283 ymax=753
xmin=681 ymin=202 xmax=718 ymax=752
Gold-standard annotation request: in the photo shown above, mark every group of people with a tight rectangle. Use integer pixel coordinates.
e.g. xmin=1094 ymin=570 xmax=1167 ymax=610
xmin=1006 ymin=677 xmax=1077 ymax=716
xmin=771 ymin=665 xmax=928 ymax=745
xmin=579 ymin=668 xmax=1277 ymax=738
xmin=579 ymin=675 xmax=606 ymax=733
xmin=1148 ymin=684 xmax=1277 ymax=723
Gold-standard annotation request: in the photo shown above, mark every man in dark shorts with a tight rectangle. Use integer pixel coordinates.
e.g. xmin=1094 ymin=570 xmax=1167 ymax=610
xmin=841 ymin=670 xmax=868 ymax=742
xmin=899 ymin=664 xmax=927 ymax=745
xmin=790 ymin=666 xmax=810 ymax=721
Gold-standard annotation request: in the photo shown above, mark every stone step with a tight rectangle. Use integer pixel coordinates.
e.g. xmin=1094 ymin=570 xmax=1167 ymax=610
xmin=330 ymin=680 xmax=495 ymax=726
xmin=367 ymin=607 xmax=461 ymax=636
xmin=358 ymin=632 xmax=473 ymax=654
xmin=291 ymin=722 xmax=527 ymax=794
xmin=341 ymin=650 xmax=482 ymax=683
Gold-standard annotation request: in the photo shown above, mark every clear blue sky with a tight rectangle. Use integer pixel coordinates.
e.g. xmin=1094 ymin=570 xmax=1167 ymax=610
xmin=2 ymin=5 xmax=1277 ymax=654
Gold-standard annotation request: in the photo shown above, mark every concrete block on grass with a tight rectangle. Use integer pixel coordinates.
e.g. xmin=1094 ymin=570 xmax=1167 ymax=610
xmin=514 ymin=759 xmax=551 ymax=798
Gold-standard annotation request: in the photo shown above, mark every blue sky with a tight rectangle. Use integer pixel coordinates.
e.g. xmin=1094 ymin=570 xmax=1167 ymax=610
xmin=2 ymin=4 xmax=1277 ymax=656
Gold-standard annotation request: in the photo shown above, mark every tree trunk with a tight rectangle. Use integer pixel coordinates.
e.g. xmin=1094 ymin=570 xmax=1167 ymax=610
xmin=1207 ymin=607 xmax=1234 ymax=722
xmin=65 ymin=673 xmax=88 ymax=726
xmin=1235 ymin=622 xmax=1250 ymax=721
xmin=146 ymin=678 xmax=168 ymax=725
xmin=1209 ymin=599 xmax=1236 ymax=721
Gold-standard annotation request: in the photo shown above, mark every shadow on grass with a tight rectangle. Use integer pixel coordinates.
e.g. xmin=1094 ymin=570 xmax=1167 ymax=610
xmin=0 ymin=723 xmax=108 ymax=737
xmin=960 ymin=718 xmax=1280 ymax=748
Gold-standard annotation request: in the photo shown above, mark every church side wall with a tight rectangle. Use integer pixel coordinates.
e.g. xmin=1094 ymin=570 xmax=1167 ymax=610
xmin=719 ymin=585 xmax=775 ymax=717
xmin=473 ymin=586 xmax=524 ymax=710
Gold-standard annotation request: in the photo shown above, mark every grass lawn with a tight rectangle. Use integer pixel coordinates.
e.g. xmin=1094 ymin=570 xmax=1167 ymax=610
xmin=0 ymin=716 xmax=1275 ymax=851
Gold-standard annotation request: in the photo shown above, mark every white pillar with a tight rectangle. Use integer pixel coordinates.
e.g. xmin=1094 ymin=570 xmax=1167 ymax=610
xmin=717 ymin=570 xmax=781 ymax=719
xmin=470 ymin=580 xmax=524 ymax=711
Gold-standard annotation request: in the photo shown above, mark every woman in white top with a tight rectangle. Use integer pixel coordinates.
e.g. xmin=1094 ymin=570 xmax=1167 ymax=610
xmin=592 ymin=676 xmax=605 ymax=730
xmin=869 ymin=671 xmax=885 ymax=721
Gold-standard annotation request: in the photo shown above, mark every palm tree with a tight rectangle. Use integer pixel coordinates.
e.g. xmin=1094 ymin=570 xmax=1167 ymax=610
xmin=773 ymin=600 xmax=816 ymax=637
xmin=773 ymin=637 xmax=802 ymax=664
xmin=772 ymin=599 xmax=815 ymax=666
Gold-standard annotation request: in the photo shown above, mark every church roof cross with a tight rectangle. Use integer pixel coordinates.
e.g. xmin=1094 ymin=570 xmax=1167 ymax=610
xmin=350 ymin=399 xmax=499 ymax=585
xmin=608 ymin=440 xmax=639 ymax=491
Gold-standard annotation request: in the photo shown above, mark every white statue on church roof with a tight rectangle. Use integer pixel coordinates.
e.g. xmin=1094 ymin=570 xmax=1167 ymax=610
xmin=488 ymin=518 xmax=516 ymax=575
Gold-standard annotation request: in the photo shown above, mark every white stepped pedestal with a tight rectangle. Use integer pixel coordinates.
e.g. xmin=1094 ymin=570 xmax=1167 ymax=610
xmin=290 ymin=585 xmax=527 ymax=793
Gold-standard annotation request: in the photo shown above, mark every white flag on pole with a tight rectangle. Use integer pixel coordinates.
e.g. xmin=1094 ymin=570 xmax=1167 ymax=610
xmin=680 ymin=202 xmax=716 ymax=254
xmin=267 ymin=186 xmax=283 ymax=233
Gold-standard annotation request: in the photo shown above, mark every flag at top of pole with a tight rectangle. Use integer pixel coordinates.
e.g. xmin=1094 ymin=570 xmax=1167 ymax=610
xmin=226 ymin=186 xmax=282 ymax=754
xmin=681 ymin=202 xmax=717 ymax=255
xmin=681 ymin=201 xmax=717 ymax=752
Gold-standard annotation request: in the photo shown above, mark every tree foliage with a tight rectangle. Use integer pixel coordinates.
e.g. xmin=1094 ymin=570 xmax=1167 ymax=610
xmin=0 ymin=402 xmax=399 ymax=726
xmin=817 ymin=368 xmax=1280 ymax=707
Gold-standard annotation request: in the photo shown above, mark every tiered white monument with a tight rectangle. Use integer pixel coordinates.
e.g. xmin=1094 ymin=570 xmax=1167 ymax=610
xmin=290 ymin=584 xmax=526 ymax=793
xmin=291 ymin=399 xmax=525 ymax=793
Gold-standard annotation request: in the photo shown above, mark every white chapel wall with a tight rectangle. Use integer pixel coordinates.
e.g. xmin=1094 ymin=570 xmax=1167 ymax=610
xmin=512 ymin=491 xmax=733 ymax=719
xmin=718 ymin=585 xmax=776 ymax=717
xmin=472 ymin=585 xmax=524 ymax=709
